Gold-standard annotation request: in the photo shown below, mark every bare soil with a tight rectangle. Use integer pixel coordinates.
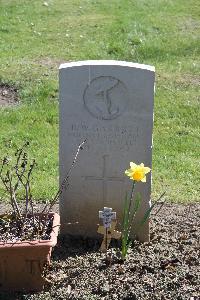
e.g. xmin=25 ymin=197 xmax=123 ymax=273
xmin=0 ymin=214 xmax=53 ymax=242
xmin=35 ymin=58 xmax=67 ymax=69
xmin=0 ymin=203 xmax=199 ymax=300
xmin=0 ymin=83 xmax=19 ymax=107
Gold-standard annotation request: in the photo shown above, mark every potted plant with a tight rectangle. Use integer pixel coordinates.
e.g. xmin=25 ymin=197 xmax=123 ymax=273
xmin=0 ymin=141 xmax=85 ymax=292
xmin=0 ymin=212 xmax=60 ymax=292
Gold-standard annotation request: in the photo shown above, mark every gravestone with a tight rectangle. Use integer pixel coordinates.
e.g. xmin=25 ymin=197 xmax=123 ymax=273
xmin=59 ymin=60 xmax=155 ymax=242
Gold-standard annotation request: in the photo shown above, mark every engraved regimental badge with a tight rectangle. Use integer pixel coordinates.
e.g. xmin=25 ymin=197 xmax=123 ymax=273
xmin=83 ymin=76 xmax=129 ymax=120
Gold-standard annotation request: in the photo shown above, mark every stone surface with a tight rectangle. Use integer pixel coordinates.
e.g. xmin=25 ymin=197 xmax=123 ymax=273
xmin=59 ymin=60 xmax=155 ymax=241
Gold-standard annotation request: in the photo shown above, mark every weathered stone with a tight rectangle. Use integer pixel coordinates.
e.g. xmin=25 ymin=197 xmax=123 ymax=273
xmin=59 ymin=60 xmax=155 ymax=241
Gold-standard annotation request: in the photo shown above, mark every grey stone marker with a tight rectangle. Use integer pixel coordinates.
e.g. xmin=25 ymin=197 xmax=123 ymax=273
xmin=59 ymin=60 xmax=155 ymax=242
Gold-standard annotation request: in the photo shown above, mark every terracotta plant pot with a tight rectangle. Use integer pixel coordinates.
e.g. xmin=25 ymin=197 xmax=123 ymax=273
xmin=0 ymin=212 xmax=60 ymax=292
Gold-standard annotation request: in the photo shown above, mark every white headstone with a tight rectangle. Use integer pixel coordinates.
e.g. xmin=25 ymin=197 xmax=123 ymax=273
xmin=59 ymin=60 xmax=155 ymax=242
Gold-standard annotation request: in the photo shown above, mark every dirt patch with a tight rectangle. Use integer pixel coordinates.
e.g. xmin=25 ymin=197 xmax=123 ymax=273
xmin=157 ymin=72 xmax=200 ymax=87
xmin=176 ymin=74 xmax=200 ymax=87
xmin=0 ymin=203 xmax=199 ymax=299
xmin=179 ymin=17 xmax=200 ymax=33
xmin=36 ymin=58 xmax=68 ymax=69
xmin=0 ymin=83 xmax=19 ymax=107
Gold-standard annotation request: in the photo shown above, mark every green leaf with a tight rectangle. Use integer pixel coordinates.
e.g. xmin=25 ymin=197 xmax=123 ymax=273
xmin=121 ymin=183 xmax=138 ymax=260
xmin=139 ymin=192 xmax=166 ymax=227
xmin=128 ymin=192 xmax=142 ymax=232
xmin=139 ymin=202 xmax=157 ymax=226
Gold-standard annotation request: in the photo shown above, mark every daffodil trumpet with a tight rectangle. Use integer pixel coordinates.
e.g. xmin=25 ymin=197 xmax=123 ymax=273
xmin=125 ymin=162 xmax=151 ymax=183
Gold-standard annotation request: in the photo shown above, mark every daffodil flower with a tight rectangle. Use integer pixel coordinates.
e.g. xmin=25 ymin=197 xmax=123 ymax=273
xmin=125 ymin=162 xmax=151 ymax=182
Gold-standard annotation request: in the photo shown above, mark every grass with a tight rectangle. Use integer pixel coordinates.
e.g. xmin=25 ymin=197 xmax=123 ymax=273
xmin=0 ymin=0 xmax=199 ymax=203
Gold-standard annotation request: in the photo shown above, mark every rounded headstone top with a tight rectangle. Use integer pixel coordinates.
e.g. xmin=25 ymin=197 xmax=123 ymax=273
xmin=59 ymin=60 xmax=155 ymax=72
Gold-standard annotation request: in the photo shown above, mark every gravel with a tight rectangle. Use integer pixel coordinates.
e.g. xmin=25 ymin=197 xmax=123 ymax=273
xmin=0 ymin=203 xmax=199 ymax=300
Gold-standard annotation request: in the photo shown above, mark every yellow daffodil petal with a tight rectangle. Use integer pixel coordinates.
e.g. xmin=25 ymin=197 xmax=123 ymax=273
xmin=141 ymin=176 xmax=146 ymax=182
xmin=125 ymin=162 xmax=151 ymax=183
xmin=144 ymin=167 xmax=151 ymax=174
xmin=125 ymin=169 xmax=131 ymax=174
xmin=130 ymin=162 xmax=137 ymax=168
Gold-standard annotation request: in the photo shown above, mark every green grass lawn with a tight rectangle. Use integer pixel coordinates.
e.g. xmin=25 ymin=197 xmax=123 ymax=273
xmin=0 ymin=0 xmax=199 ymax=203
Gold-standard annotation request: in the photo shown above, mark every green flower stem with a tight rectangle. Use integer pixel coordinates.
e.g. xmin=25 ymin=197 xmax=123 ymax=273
xmin=128 ymin=180 xmax=135 ymax=214
xmin=121 ymin=180 xmax=137 ymax=260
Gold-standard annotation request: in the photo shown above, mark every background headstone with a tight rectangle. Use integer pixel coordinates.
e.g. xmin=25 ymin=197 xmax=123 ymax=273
xmin=59 ymin=60 xmax=155 ymax=241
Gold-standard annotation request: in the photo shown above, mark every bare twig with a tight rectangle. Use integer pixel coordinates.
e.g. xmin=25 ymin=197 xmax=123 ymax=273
xmin=39 ymin=140 xmax=86 ymax=235
xmin=0 ymin=142 xmax=36 ymax=229
xmin=7 ymin=170 xmax=22 ymax=221
xmin=42 ymin=140 xmax=86 ymax=214
xmin=0 ymin=140 xmax=86 ymax=241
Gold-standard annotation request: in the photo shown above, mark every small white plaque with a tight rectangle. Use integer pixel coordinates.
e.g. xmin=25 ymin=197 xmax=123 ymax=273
xmin=99 ymin=207 xmax=116 ymax=228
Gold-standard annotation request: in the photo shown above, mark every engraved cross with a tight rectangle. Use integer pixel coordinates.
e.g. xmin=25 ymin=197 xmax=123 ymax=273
xmin=84 ymin=155 xmax=124 ymax=202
